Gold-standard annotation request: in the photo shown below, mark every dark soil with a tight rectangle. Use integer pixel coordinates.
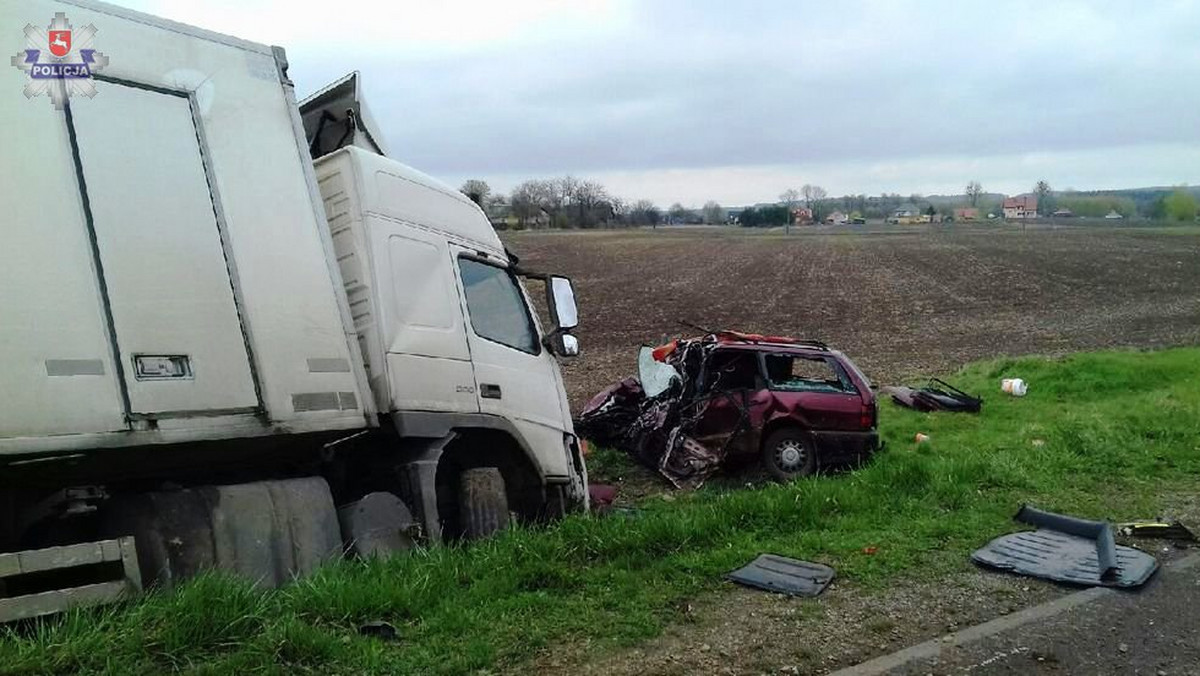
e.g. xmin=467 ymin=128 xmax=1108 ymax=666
xmin=504 ymin=224 xmax=1200 ymax=410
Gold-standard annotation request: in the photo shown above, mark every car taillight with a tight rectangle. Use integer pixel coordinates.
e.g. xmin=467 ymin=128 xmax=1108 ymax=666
xmin=860 ymin=402 xmax=876 ymax=428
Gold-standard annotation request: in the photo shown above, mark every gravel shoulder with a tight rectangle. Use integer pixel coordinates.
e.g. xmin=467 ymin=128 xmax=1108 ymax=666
xmin=521 ymin=473 xmax=1200 ymax=676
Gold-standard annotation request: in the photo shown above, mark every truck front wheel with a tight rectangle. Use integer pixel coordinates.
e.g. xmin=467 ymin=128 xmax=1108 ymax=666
xmin=458 ymin=467 xmax=510 ymax=540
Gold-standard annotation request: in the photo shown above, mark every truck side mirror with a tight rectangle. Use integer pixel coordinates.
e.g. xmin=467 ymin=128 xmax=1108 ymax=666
xmin=551 ymin=332 xmax=580 ymax=357
xmin=547 ymin=276 xmax=578 ymax=331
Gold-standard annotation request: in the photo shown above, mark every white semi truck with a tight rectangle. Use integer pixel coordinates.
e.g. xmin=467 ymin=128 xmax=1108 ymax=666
xmin=0 ymin=0 xmax=586 ymax=611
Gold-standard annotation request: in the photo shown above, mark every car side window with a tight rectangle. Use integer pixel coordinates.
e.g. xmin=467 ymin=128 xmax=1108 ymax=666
xmin=763 ymin=354 xmax=856 ymax=394
xmin=705 ymin=350 xmax=760 ymax=391
xmin=458 ymin=257 xmax=539 ymax=354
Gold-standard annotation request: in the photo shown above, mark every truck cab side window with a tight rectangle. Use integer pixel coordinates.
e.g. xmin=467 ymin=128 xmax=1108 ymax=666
xmin=458 ymin=258 xmax=540 ymax=354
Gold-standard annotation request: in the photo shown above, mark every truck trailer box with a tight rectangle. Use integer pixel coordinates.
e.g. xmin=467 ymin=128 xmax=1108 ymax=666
xmin=0 ymin=0 xmax=374 ymax=456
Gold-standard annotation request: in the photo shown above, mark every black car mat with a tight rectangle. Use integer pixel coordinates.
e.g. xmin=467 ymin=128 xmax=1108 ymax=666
xmin=725 ymin=554 xmax=835 ymax=597
xmin=972 ymin=529 xmax=1158 ymax=588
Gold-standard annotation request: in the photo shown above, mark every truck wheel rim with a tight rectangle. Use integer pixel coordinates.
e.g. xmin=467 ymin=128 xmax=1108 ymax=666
xmin=776 ymin=440 xmax=806 ymax=471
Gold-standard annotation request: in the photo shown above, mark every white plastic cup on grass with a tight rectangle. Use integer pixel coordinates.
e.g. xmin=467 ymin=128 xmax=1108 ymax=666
xmin=1001 ymin=378 xmax=1028 ymax=396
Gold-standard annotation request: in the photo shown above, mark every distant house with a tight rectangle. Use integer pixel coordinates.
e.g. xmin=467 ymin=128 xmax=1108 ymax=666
xmin=498 ymin=206 xmax=550 ymax=229
xmin=1104 ymin=209 xmax=1124 ymax=220
xmin=792 ymin=207 xmax=814 ymax=225
xmin=953 ymin=208 xmax=979 ymax=222
xmin=1051 ymin=208 xmax=1074 ymax=218
xmin=825 ymin=210 xmax=848 ymax=225
xmin=1002 ymin=195 xmax=1038 ymax=219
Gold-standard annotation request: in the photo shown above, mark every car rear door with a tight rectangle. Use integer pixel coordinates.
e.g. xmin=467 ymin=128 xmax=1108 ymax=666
xmin=762 ymin=352 xmax=864 ymax=431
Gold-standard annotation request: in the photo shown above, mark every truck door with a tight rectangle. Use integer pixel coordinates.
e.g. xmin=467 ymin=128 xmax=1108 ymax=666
xmin=68 ymin=81 xmax=258 ymax=416
xmin=451 ymin=250 xmax=571 ymax=476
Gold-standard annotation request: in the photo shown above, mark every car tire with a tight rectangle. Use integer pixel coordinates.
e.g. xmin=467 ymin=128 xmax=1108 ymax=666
xmin=762 ymin=428 xmax=816 ymax=482
xmin=458 ymin=467 xmax=510 ymax=540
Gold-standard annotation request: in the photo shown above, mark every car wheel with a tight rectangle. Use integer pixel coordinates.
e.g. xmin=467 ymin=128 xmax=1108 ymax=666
xmin=762 ymin=429 xmax=816 ymax=481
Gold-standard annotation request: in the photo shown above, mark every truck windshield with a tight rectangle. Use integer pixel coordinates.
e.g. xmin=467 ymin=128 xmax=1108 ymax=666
xmin=458 ymin=258 xmax=540 ymax=354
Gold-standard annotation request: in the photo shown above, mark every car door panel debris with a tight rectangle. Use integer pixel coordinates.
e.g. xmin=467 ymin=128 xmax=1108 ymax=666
xmin=882 ymin=378 xmax=982 ymax=413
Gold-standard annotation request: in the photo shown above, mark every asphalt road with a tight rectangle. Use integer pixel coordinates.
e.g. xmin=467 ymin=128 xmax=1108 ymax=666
xmin=852 ymin=550 xmax=1200 ymax=675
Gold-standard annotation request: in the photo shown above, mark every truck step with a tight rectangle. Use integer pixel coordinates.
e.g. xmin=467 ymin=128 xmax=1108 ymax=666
xmin=0 ymin=537 xmax=141 ymax=623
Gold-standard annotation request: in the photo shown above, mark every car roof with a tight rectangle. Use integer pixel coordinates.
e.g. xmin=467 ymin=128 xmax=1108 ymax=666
xmin=714 ymin=342 xmax=837 ymax=356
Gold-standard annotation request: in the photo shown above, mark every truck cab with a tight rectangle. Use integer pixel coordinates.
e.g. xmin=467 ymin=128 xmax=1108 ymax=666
xmin=311 ymin=142 xmax=588 ymax=539
xmin=0 ymin=2 xmax=584 ymax=608
xmin=300 ymin=72 xmax=588 ymax=539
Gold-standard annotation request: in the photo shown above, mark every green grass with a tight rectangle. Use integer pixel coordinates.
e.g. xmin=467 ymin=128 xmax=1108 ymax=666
xmin=4 ymin=347 xmax=1200 ymax=675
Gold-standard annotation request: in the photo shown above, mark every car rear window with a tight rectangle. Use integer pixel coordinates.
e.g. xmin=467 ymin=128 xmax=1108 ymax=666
xmin=764 ymin=354 xmax=856 ymax=394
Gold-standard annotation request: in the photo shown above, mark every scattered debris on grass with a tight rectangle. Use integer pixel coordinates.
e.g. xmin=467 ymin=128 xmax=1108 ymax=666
xmin=725 ymin=555 xmax=835 ymax=597
xmin=588 ymin=484 xmax=618 ymax=510
xmin=359 ymin=620 xmax=398 ymax=641
xmin=575 ymin=330 xmax=879 ymax=488
xmin=1117 ymin=520 xmax=1197 ymax=543
xmin=972 ymin=504 xmax=1158 ymax=588
xmin=1001 ymin=377 xmax=1029 ymax=396
xmin=882 ymin=378 xmax=982 ymax=413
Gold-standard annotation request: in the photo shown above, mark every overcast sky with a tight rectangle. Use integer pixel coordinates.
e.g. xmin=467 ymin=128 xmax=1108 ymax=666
xmin=119 ymin=0 xmax=1200 ymax=206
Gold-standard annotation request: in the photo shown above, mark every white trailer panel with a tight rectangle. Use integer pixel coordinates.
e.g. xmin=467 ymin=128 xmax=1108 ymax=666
xmin=0 ymin=0 xmax=373 ymax=454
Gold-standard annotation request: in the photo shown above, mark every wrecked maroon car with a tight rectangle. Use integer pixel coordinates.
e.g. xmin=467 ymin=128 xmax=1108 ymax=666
xmin=576 ymin=331 xmax=879 ymax=488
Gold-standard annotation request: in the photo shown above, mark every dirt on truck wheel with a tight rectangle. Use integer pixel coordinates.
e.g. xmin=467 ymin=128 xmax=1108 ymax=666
xmin=458 ymin=467 xmax=510 ymax=540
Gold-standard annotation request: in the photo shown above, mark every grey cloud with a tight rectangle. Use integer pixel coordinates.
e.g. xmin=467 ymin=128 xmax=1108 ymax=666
xmin=285 ymin=1 xmax=1200 ymax=181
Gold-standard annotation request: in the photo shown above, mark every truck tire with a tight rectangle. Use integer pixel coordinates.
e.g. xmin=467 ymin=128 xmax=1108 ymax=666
xmin=762 ymin=428 xmax=816 ymax=482
xmin=458 ymin=467 xmax=509 ymax=540
xmin=100 ymin=477 xmax=340 ymax=588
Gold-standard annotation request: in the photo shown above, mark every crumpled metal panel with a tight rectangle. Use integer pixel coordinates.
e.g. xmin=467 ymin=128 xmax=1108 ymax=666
xmin=971 ymin=529 xmax=1158 ymax=588
xmin=726 ymin=554 xmax=835 ymax=597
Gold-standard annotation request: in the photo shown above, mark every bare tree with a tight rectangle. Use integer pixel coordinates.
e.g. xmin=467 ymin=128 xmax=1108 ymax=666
xmin=630 ymin=199 xmax=661 ymax=227
xmin=570 ymin=179 xmax=610 ymax=228
xmin=510 ymin=179 xmax=557 ymax=228
xmin=801 ymin=184 xmax=828 ymax=220
xmin=1034 ymin=180 xmax=1053 ymax=216
xmin=667 ymin=202 xmax=693 ymax=225
xmin=965 ymin=181 xmax=983 ymax=207
xmin=460 ymin=179 xmax=490 ymax=206
xmin=702 ymin=200 xmax=726 ymax=224
xmin=609 ymin=196 xmax=628 ymax=223
xmin=780 ymin=188 xmax=800 ymax=234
